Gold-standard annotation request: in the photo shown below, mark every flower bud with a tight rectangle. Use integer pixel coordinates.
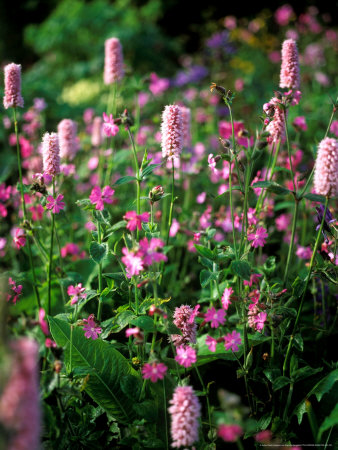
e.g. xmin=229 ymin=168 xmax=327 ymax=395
xmin=149 ymin=185 xmax=164 ymax=202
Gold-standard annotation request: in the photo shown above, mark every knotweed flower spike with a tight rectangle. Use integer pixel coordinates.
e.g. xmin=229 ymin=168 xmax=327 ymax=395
xmin=266 ymin=97 xmax=286 ymax=143
xmin=58 ymin=119 xmax=78 ymax=160
xmin=3 ymin=63 xmax=24 ymax=109
xmin=42 ymin=132 xmax=60 ymax=176
xmin=161 ymin=104 xmax=184 ymax=161
xmin=0 ymin=338 xmax=41 ymax=449
xmin=104 ymin=37 xmax=124 ymax=84
xmin=280 ymin=39 xmax=300 ymax=90
xmin=91 ymin=116 xmax=103 ymax=147
xmin=313 ymin=137 xmax=338 ymax=197
xmin=168 ymin=385 xmax=201 ymax=448
xmin=170 ymin=304 xmax=197 ymax=346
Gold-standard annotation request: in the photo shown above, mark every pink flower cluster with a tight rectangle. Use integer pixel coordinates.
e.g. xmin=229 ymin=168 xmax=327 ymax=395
xmin=170 ymin=304 xmax=197 ymax=346
xmin=280 ymin=39 xmax=300 ymax=90
xmin=58 ymin=119 xmax=78 ymax=160
xmin=313 ymin=137 xmax=338 ymax=197
xmin=67 ymin=283 xmax=87 ymax=305
xmin=7 ymin=277 xmax=22 ymax=304
xmin=3 ymin=63 xmax=24 ymax=109
xmin=121 ymin=238 xmax=167 ymax=278
xmin=168 ymin=386 xmax=201 ymax=448
xmin=42 ymin=132 xmax=60 ymax=176
xmin=266 ymin=97 xmax=286 ymax=143
xmin=104 ymin=37 xmax=124 ymax=84
xmin=247 ymin=227 xmax=268 ymax=248
xmin=102 ymin=112 xmax=119 ymax=137
xmin=161 ymin=104 xmax=184 ymax=161
xmin=0 ymin=338 xmax=41 ymax=450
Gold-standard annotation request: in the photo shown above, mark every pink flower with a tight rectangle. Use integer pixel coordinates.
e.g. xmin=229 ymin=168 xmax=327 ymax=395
xmin=39 ymin=308 xmax=49 ymax=336
xmin=266 ymin=97 xmax=286 ymax=143
xmin=124 ymin=211 xmax=150 ymax=231
xmin=219 ymin=121 xmax=253 ymax=148
xmin=247 ymin=227 xmax=268 ymax=248
xmin=67 ymin=283 xmax=87 ymax=305
xmin=175 ymin=345 xmax=196 ymax=368
xmin=42 ymin=132 xmax=60 ymax=176
xmin=83 ymin=314 xmax=102 ymax=340
xmin=45 ymin=338 xmax=57 ymax=348
xmin=218 ymin=424 xmax=243 ymax=442
xmin=161 ymin=104 xmax=184 ymax=161
xmin=149 ymin=73 xmax=169 ymax=96
xmin=205 ymin=307 xmax=226 ymax=328
xmin=46 ymin=194 xmax=65 ymax=214
xmin=168 ymin=386 xmax=201 ymax=448
xmin=244 ymin=273 xmax=262 ymax=287
xmin=7 ymin=277 xmax=23 ymax=304
xmin=138 ymin=237 xmax=167 ymax=266
xmin=121 ymin=247 xmax=144 ymax=278
xmin=280 ymin=39 xmax=300 ymax=90
xmin=255 ymin=430 xmax=273 ymax=442
xmin=169 ymin=218 xmax=180 ymax=237
xmin=13 ymin=228 xmax=26 ymax=249
xmin=102 ymin=112 xmax=119 ymax=137
xmin=275 ymin=4 xmax=294 ymax=26
xmin=58 ymin=119 xmax=78 ymax=160
xmin=125 ymin=327 xmax=144 ymax=344
xmin=171 ymin=305 xmax=197 ymax=346
xmin=293 ymin=116 xmax=307 ymax=131
xmin=3 ymin=63 xmax=24 ymax=109
xmin=276 ymin=214 xmax=291 ymax=231
xmin=313 ymin=137 xmax=338 ymax=197
xmin=206 ymin=335 xmax=218 ymax=352
xmin=330 ymin=120 xmax=338 ymax=137
xmin=91 ymin=116 xmax=103 ymax=147
xmin=0 ymin=339 xmax=41 ymax=450
xmin=221 ymin=287 xmax=233 ymax=310
xmin=208 ymin=154 xmax=218 ymax=174
xmin=296 ymin=245 xmax=312 ymax=260
xmin=255 ymin=312 xmax=267 ymax=331
xmin=104 ymin=37 xmax=124 ymax=84
xmin=224 ymin=330 xmax=242 ymax=352
xmin=89 ymin=185 xmax=115 ymax=210
xmin=142 ymin=362 xmax=167 ymax=383
xmin=196 ymin=192 xmax=206 ymax=204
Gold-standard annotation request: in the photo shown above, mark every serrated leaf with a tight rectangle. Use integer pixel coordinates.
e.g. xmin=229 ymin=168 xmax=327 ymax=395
xmin=317 ymin=404 xmax=338 ymax=441
xmin=231 ymin=260 xmax=251 ymax=281
xmin=48 ymin=317 xmax=141 ymax=423
xmin=113 ymin=175 xmax=137 ymax=186
xmin=89 ymin=242 xmax=108 ymax=264
xmin=120 ymin=374 xmax=141 ymax=400
xmin=93 ymin=209 xmax=111 ymax=225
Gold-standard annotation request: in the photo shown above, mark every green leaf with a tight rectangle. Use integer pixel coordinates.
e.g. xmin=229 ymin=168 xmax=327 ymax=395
xmin=303 ymin=193 xmax=326 ymax=204
xmin=272 ymin=376 xmax=291 ymax=391
xmin=102 ymin=310 xmax=136 ymax=334
xmin=89 ymin=242 xmax=108 ymax=264
xmin=252 ymin=180 xmax=291 ymax=195
xmin=308 ymin=369 xmax=338 ymax=402
xmin=263 ymin=368 xmax=281 ymax=383
xmin=113 ymin=175 xmax=137 ymax=186
xmin=140 ymin=163 xmax=161 ymax=178
xmin=231 ymin=260 xmax=251 ymax=281
xmin=130 ymin=316 xmax=155 ymax=332
xmin=194 ymin=245 xmax=215 ymax=260
xmin=293 ymin=366 xmax=323 ymax=383
xmin=317 ymin=403 xmax=338 ymax=441
xmin=293 ymin=401 xmax=307 ymax=425
xmin=200 ymin=270 xmax=218 ymax=288
xmin=48 ymin=317 xmax=141 ymax=423
xmin=263 ymin=256 xmax=276 ymax=274
xmin=120 ymin=374 xmax=141 ymax=400
xmin=93 ymin=209 xmax=111 ymax=225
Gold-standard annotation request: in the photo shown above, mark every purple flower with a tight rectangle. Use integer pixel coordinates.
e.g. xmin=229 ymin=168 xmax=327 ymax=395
xmin=224 ymin=330 xmax=242 ymax=352
xmin=205 ymin=307 xmax=226 ymax=328
xmin=83 ymin=314 xmax=102 ymax=340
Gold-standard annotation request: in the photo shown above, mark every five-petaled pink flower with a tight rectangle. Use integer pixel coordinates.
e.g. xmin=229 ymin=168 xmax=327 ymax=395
xmin=67 ymin=283 xmax=87 ymax=305
xmin=247 ymin=227 xmax=268 ymax=248
xmin=205 ymin=335 xmax=217 ymax=352
xmin=121 ymin=247 xmax=144 ymax=278
xmin=102 ymin=112 xmax=119 ymax=137
xmin=224 ymin=330 xmax=242 ymax=352
xmin=175 ymin=345 xmax=197 ymax=368
xmin=89 ymin=185 xmax=115 ymax=210
xmin=83 ymin=314 xmax=102 ymax=340
xmin=13 ymin=228 xmax=26 ymax=249
xmin=46 ymin=194 xmax=65 ymax=214
xmin=205 ymin=307 xmax=226 ymax=328
xmin=221 ymin=287 xmax=233 ymax=310
xmin=124 ymin=211 xmax=150 ymax=231
xmin=139 ymin=237 xmax=168 ymax=266
xmin=142 ymin=362 xmax=168 ymax=382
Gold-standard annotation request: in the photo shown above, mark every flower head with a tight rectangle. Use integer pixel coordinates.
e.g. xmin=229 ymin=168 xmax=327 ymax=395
xmin=205 ymin=307 xmax=226 ymax=328
xmin=39 ymin=308 xmax=49 ymax=336
xmin=168 ymin=386 xmax=201 ymax=448
xmin=142 ymin=362 xmax=168 ymax=383
xmin=180 ymin=105 xmax=191 ymax=147
xmin=102 ymin=113 xmax=119 ymax=137
xmin=170 ymin=305 xmax=197 ymax=346
xmin=104 ymin=37 xmax=124 ymax=84
xmin=67 ymin=283 xmax=87 ymax=305
xmin=206 ymin=335 xmax=218 ymax=352
xmin=224 ymin=330 xmax=242 ymax=352
xmin=83 ymin=314 xmax=102 ymax=340
xmin=221 ymin=287 xmax=233 ymax=310
xmin=7 ymin=277 xmax=22 ymax=304
xmin=247 ymin=227 xmax=268 ymax=248
xmin=3 ymin=63 xmax=24 ymax=109
xmin=280 ymin=39 xmax=300 ymax=90
xmin=58 ymin=119 xmax=78 ymax=160
xmin=46 ymin=194 xmax=65 ymax=214
xmin=124 ymin=211 xmax=149 ymax=231
xmin=89 ymin=185 xmax=115 ymax=210
xmin=91 ymin=116 xmax=103 ymax=147
xmin=42 ymin=132 xmax=60 ymax=176
xmin=266 ymin=97 xmax=286 ymax=143
xmin=138 ymin=237 xmax=167 ymax=266
xmin=13 ymin=228 xmax=26 ymax=249
xmin=175 ymin=345 xmax=196 ymax=367
xmin=218 ymin=424 xmax=243 ymax=442
xmin=161 ymin=104 xmax=184 ymax=161
xmin=313 ymin=137 xmax=338 ymax=197
xmin=121 ymin=247 xmax=144 ymax=278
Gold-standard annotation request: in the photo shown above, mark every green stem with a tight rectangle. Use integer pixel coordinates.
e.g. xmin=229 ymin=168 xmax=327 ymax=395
xmin=228 ymin=156 xmax=237 ymax=258
xmin=47 ymin=179 xmax=56 ymax=315
xmin=150 ymin=202 xmax=154 ymax=228
xmin=283 ymin=198 xmax=299 ymax=286
xmin=283 ymin=382 xmax=293 ymax=422
xmin=283 ymin=196 xmax=329 ymax=376
xmin=13 ymin=107 xmax=41 ymax=309
xmin=127 ymin=127 xmax=141 ymax=239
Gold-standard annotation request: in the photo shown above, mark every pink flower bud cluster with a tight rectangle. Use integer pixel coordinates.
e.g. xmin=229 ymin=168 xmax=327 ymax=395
xmin=313 ymin=137 xmax=338 ymax=197
xmin=104 ymin=37 xmax=124 ymax=84
xmin=42 ymin=132 xmax=60 ymax=176
xmin=0 ymin=338 xmax=41 ymax=450
xmin=3 ymin=63 xmax=24 ymax=109
xmin=170 ymin=304 xmax=197 ymax=346
xmin=58 ymin=119 xmax=78 ymax=160
xmin=266 ymin=98 xmax=286 ymax=143
xmin=180 ymin=105 xmax=191 ymax=147
xmin=280 ymin=39 xmax=300 ymax=90
xmin=161 ymin=104 xmax=184 ymax=161
xmin=168 ymin=385 xmax=201 ymax=448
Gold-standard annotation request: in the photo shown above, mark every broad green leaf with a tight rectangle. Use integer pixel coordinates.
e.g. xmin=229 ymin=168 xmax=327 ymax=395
xmin=89 ymin=242 xmax=108 ymax=264
xmin=317 ymin=404 xmax=338 ymax=441
xmin=272 ymin=376 xmax=291 ymax=391
xmin=93 ymin=209 xmax=111 ymax=225
xmin=102 ymin=310 xmax=136 ymax=334
xmin=140 ymin=163 xmax=161 ymax=178
xmin=293 ymin=366 xmax=323 ymax=383
xmin=200 ymin=269 xmax=217 ymax=288
xmin=113 ymin=175 xmax=137 ymax=186
xmin=231 ymin=260 xmax=251 ymax=281
xmin=308 ymin=369 xmax=338 ymax=402
xmin=48 ymin=317 xmax=141 ymax=423
xmin=303 ymin=193 xmax=326 ymax=203
xmin=194 ymin=245 xmax=215 ymax=260
xmin=130 ymin=316 xmax=155 ymax=332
